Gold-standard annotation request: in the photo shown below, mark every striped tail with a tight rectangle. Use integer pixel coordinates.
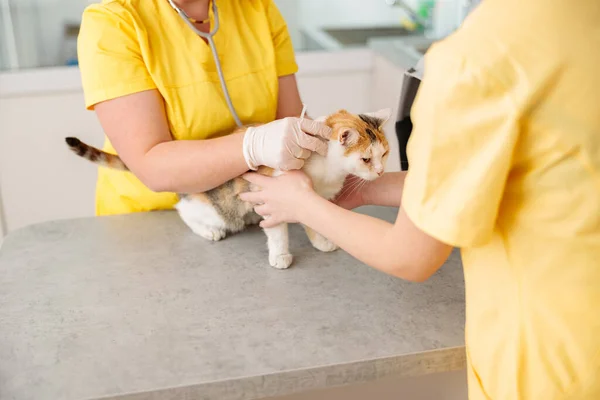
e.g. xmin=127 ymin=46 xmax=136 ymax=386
xmin=65 ymin=137 xmax=129 ymax=171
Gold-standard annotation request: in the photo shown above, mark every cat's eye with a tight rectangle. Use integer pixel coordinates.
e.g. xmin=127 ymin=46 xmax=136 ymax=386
xmin=362 ymin=158 xmax=371 ymax=163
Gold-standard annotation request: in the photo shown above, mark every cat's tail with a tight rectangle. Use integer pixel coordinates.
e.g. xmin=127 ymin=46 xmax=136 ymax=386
xmin=65 ymin=137 xmax=129 ymax=171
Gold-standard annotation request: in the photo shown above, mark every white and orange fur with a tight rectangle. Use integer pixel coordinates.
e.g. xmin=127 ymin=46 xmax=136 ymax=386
xmin=65 ymin=108 xmax=391 ymax=269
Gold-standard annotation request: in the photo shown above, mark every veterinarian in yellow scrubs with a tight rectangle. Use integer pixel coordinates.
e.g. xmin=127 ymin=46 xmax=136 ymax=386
xmin=77 ymin=0 xmax=322 ymax=215
xmin=239 ymin=0 xmax=600 ymax=398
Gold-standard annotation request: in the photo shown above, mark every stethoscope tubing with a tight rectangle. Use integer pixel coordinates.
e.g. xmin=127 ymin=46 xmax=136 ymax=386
xmin=167 ymin=0 xmax=243 ymax=127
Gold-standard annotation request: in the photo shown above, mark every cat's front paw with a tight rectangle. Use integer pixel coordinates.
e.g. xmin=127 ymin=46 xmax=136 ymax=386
xmin=191 ymin=225 xmax=227 ymax=241
xmin=311 ymin=236 xmax=338 ymax=252
xmin=269 ymin=253 xmax=293 ymax=269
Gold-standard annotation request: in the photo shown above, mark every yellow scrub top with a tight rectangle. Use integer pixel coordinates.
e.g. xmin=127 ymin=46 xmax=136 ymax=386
xmin=77 ymin=0 xmax=298 ymax=215
xmin=402 ymin=0 xmax=600 ymax=398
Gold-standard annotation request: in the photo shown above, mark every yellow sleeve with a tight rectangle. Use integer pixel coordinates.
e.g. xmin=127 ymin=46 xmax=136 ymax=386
xmin=77 ymin=3 xmax=156 ymax=110
xmin=262 ymin=0 xmax=298 ymax=77
xmin=401 ymin=43 xmax=520 ymax=248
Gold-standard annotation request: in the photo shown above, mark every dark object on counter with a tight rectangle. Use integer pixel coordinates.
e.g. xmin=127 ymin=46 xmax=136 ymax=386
xmin=395 ymin=62 xmax=423 ymax=171
xmin=60 ymin=22 xmax=80 ymax=67
xmin=395 ymin=116 xmax=413 ymax=171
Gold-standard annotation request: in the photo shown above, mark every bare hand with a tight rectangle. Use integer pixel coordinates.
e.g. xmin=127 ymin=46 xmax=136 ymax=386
xmin=239 ymin=170 xmax=316 ymax=228
xmin=332 ymin=175 xmax=370 ymax=210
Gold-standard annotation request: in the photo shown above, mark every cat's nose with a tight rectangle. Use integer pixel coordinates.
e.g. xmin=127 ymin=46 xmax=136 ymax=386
xmin=375 ymin=168 xmax=384 ymax=176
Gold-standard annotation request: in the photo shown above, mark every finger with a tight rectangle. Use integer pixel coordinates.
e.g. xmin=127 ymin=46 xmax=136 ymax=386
xmin=241 ymin=172 xmax=271 ymax=186
xmin=300 ymin=118 xmax=333 ymax=140
xmin=238 ymin=191 xmax=263 ymax=204
xmin=260 ymin=218 xmax=281 ymax=229
xmin=254 ymin=204 xmax=270 ymax=217
xmin=289 ymin=143 xmax=311 ymax=160
xmin=295 ymin=133 xmax=329 ymax=157
xmin=296 ymin=147 xmax=311 ymax=160
xmin=280 ymin=157 xmax=305 ymax=171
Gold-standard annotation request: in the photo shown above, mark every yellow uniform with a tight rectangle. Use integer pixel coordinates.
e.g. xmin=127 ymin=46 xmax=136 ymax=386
xmin=402 ymin=0 xmax=600 ymax=398
xmin=77 ymin=0 xmax=298 ymax=215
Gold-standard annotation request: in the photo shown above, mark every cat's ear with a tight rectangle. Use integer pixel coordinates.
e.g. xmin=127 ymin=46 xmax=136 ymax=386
xmin=363 ymin=108 xmax=393 ymax=128
xmin=339 ymin=128 xmax=360 ymax=147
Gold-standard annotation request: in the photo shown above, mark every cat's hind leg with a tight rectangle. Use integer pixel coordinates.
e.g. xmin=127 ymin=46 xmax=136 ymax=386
xmin=303 ymin=225 xmax=338 ymax=252
xmin=263 ymin=223 xmax=293 ymax=269
xmin=175 ymin=195 xmax=227 ymax=241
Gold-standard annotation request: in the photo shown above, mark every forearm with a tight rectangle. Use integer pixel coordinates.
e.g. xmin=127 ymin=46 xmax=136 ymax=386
xmin=299 ymin=193 xmax=426 ymax=281
xmin=276 ymin=74 xmax=304 ymax=119
xmin=140 ymin=132 xmax=248 ymax=193
xmin=363 ymin=171 xmax=407 ymax=207
xmin=139 ymin=104 xmax=304 ymax=193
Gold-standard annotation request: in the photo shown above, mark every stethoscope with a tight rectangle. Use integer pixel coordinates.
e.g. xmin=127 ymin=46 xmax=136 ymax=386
xmin=167 ymin=0 xmax=243 ymax=127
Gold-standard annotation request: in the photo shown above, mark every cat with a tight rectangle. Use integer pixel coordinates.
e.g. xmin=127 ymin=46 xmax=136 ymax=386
xmin=65 ymin=108 xmax=391 ymax=269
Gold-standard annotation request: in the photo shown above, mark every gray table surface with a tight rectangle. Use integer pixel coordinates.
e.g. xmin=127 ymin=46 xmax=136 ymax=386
xmin=0 ymin=206 xmax=466 ymax=400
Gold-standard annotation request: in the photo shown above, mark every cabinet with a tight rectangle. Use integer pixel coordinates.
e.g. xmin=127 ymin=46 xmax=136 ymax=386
xmin=0 ymin=90 xmax=101 ymax=235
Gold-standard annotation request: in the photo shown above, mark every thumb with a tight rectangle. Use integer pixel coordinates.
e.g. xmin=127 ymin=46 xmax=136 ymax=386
xmin=242 ymin=172 xmax=271 ymax=186
xmin=296 ymin=133 xmax=329 ymax=156
xmin=260 ymin=218 xmax=282 ymax=229
xmin=300 ymin=118 xmax=333 ymax=140
xmin=279 ymin=157 xmax=305 ymax=171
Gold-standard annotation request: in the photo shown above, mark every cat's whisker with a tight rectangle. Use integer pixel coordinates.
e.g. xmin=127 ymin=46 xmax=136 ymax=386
xmin=345 ymin=176 xmax=365 ymax=191
xmin=352 ymin=180 xmax=365 ymax=197
xmin=338 ymin=178 xmax=363 ymax=200
xmin=344 ymin=180 xmax=361 ymax=195
xmin=348 ymin=181 xmax=366 ymax=199
xmin=338 ymin=181 xmax=358 ymax=198
xmin=343 ymin=178 xmax=367 ymax=202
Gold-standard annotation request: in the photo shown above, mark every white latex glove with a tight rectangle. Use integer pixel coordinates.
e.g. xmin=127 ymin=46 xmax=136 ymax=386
xmin=242 ymin=117 xmax=332 ymax=171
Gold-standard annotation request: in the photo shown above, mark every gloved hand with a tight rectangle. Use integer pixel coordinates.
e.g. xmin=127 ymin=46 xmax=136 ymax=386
xmin=242 ymin=117 xmax=332 ymax=171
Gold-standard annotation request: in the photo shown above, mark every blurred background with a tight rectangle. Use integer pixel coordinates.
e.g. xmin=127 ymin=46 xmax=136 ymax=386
xmin=0 ymin=0 xmax=476 ymax=71
xmin=0 ymin=0 xmax=475 ymax=237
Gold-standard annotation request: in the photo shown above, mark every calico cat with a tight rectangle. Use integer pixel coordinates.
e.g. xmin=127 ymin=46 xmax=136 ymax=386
xmin=65 ymin=108 xmax=391 ymax=269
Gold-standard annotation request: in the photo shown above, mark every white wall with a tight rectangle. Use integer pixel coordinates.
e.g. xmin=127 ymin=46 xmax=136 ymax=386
xmin=0 ymin=186 xmax=6 ymax=238
xmin=275 ymin=0 xmax=416 ymax=50
xmin=0 ymin=0 xmax=87 ymax=70
xmin=2 ymin=0 xmax=413 ymax=71
xmin=295 ymin=0 xmax=414 ymax=29
xmin=0 ymin=49 xmax=402 ymax=236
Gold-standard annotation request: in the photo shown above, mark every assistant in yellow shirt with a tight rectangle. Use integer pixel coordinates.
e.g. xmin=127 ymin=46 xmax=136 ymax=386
xmin=77 ymin=0 xmax=298 ymax=215
xmin=402 ymin=0 xmax=600 ymax=398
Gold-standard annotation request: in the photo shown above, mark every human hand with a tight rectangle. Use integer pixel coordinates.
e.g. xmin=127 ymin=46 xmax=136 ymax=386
xmin=242 ymin=117 xmax=332 ymax=171
xmin=332 ymin=175 xmax=370 ymax=210
xmin=239 ymin=170 xmax=316 ymax=228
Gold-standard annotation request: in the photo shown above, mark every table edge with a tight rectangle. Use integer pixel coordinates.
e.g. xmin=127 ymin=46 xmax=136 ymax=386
xmin=94 ymin=346 xmax=467 ymax=400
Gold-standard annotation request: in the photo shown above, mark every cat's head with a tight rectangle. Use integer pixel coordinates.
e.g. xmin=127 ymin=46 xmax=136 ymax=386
xmin=324 ymin=108 xmax=392 ymax=180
